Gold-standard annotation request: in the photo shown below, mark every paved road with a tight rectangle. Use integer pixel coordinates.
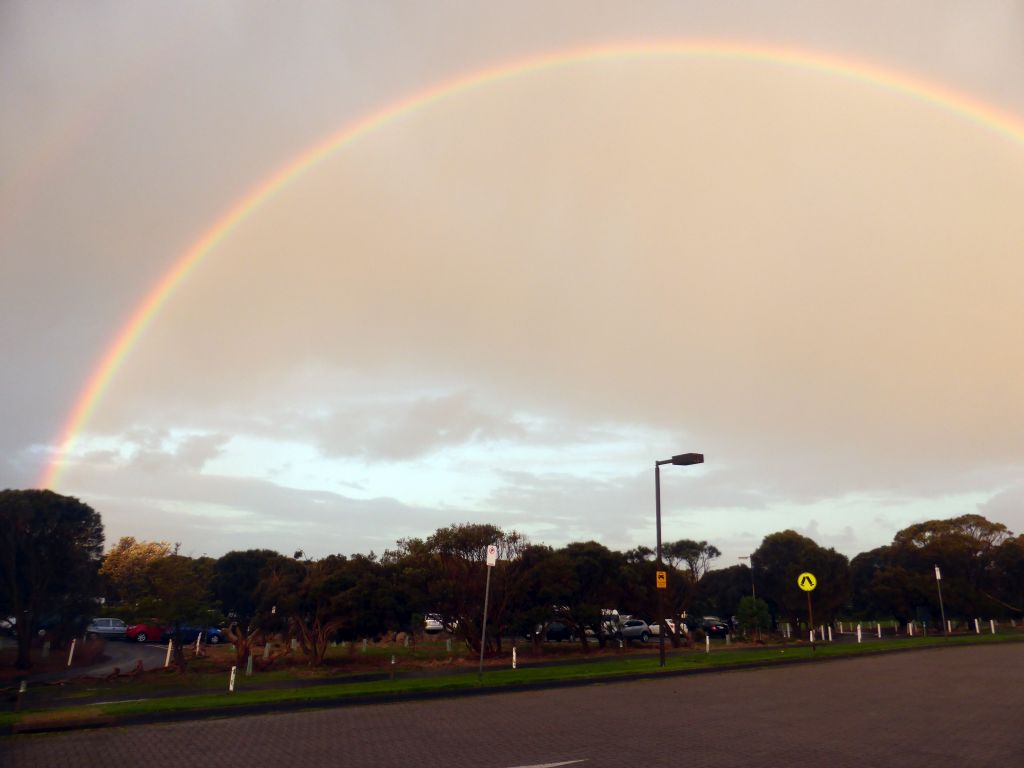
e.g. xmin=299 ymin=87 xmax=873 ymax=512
xmin=25 ymin=641 xmax=168 ymax=684
xmin=5 ymin=644 xmax=1022 ymax=767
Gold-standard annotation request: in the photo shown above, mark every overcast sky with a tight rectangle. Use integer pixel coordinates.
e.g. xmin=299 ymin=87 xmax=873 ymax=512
xmin=3 ymin=1 xmax=1024 ymax=563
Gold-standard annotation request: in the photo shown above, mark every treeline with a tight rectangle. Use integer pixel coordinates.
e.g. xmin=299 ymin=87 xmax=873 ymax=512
xmin=2 ymin=489 xmax=1023 ymax=670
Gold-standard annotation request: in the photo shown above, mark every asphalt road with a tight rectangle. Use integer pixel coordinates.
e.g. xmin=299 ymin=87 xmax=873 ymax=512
xmin=5 ymin=643 xmax=1022 ymax=767
xmin=26 ymin=640 xmax=168 ymax=684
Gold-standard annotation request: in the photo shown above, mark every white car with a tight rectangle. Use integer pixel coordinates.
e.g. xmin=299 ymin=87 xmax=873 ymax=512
xmin=424 ymin=614 xmax=445 ymax=633
xmin=649 ymin=618 xmax=676 ymax=636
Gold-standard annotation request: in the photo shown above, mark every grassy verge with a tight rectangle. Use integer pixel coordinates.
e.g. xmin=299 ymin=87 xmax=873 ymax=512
xmin=3 ymin=632 xmax=1020 ymax=731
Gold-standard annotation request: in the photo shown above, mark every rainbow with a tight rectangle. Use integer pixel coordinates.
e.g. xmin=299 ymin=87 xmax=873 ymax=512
xmin=39 ymin=39 xmax=1024 ymax=490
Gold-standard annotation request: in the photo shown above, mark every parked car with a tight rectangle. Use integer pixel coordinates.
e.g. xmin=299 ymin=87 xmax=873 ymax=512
xmin=126 ymin=622 xmax=166 ymax=643
xmin=424 ymin=614 xmax=445 ymax=633
xmin=702 ymin=617 xmax=730 ymax=638
xmin=539 ymin=621 xmax=577 ymax=642
xmin=85 ymin=617 xmax=127 ymax=640
xmin=162 ymin=625 xmax=224 ymax=644
xmin=649 ymin=619 xmax=676 ymax=636
xmin=619 ymin=619 xmax=651 ymax=642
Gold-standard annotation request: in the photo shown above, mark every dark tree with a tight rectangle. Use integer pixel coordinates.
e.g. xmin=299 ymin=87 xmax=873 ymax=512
xmin=0 ymin=490 xmax=104 ymax=669
xmin=214 ymin=549 xmax=280 ymax=666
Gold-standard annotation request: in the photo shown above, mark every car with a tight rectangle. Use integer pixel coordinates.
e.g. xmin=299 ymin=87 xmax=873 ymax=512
xmin=702 ymin=617 xmax=730 ymax=638
xmin=126 ymin=621 xmax=166 ymax=643
xmin=85 ymin=617 xmax=127 ymax=640
xmin=649 ymin=618 xmax=676 ymax=636
xmin=539 ymin=621 xmax=577 ymax=642
xmin=162 ymin=625 xmax=224 ymax=644
xmin=424 ymin=614 xmax=445 ymax=633
xmin=619 ymin=619 xmax=651 ymax=642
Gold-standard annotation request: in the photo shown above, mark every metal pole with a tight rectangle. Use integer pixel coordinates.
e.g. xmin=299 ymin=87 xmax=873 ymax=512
xmin=477 ymin=564 xmax=492 ymax=682
xmin=656 ymin=461 xmax=665 ymax=667
xmin=749 ymin=555 xmax=756 ymax=601
xmin=935 ymin=565 xmax=948 ymax=638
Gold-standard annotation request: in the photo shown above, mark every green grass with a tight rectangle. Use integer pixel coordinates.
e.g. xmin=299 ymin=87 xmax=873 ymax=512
xmin=4 ymin=632 xmax=1021 ymax=730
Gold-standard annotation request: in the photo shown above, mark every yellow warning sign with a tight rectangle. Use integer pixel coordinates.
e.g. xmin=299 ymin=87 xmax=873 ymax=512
xmin=798 ymin=572 xmax=817 ymax=591
xmin=656 ymin=570 xmax=667 ymax=589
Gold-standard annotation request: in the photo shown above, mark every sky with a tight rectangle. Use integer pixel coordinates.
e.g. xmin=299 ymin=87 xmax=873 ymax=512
xmin=3 ymin=1 xmax=1024 ymax=563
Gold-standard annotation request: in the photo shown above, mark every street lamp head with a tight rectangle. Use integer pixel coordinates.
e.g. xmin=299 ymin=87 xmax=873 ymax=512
xmin=671 ymin=453 xmax=704 ymax=466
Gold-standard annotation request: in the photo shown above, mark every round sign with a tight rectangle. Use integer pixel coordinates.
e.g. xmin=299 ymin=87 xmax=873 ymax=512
xmin=797 ymin=572 xmax=817 ymax=591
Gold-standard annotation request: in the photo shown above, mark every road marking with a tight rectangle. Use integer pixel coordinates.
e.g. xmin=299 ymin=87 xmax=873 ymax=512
xmin=507 ymin=761 xmax=586 ymax=768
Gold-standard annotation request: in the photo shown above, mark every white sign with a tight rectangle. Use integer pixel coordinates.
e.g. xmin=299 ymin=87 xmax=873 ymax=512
xmin=935 ymin=565 xmax=942 ymax=581
xmin=486 ymin=544 xmax=498 ymax=567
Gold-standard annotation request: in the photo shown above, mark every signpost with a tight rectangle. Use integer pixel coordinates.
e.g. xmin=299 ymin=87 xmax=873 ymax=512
xmin=935 ymin=565 xmax=948 ymax=638
xmin=478 ymin=544 xmax=498 ymax=682
xmin=798 ymin=572 xmax=817 ymax=651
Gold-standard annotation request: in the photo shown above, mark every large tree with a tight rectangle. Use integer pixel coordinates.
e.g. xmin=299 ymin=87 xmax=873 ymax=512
xmin=0 ymin=490 xmax=104 ymax=669
xmin=214 ymin=548 xmax=280 ymax=666
xmin=99 ymin=536 xmax=171 ymax=606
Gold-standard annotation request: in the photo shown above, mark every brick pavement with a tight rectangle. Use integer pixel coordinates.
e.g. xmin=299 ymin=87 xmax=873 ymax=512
xmin=4 ymin=643 xmax=1022 ymax=767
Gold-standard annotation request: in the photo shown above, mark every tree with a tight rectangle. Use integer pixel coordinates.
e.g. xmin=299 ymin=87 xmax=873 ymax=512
xmin=213 ymin=549 xmax=280 ymax=666
xmin=736 ymin=596 xmax=771 ymax=639
xmin=0 ymin=490 xmax=104 ymax=669
xmin=139 ymin=554 xmax=215 ymax=671
xmin=99 ymin=536 xmax=171 ymax=606
xmin=752 ymin=530 xmax=850 ymax=630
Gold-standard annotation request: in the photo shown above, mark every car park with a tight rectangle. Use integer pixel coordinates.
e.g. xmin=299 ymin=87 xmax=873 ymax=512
xmin=619 ymin=619 xmax=651 ymax=642
xmin=126 ymin=621 xmax=166 ymax=643
xmin=85 ymin=617 xmax=127 ymax=640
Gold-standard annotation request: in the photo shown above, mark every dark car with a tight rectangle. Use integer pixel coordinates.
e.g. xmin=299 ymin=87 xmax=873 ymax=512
xmin=540 ymin=621 xmax=577 ymax=642
xmin=162 ymin=625 xmax=224 ymax=644
xmin=702 ymin=617 xmax=730 ymax=638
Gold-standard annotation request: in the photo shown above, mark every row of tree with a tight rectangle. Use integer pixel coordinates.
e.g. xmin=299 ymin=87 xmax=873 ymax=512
xmin=2 ymin=489 xmax=1022 ymax=670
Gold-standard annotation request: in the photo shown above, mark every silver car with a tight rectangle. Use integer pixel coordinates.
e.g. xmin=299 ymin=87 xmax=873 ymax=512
xmin=619 ymin=619 xmax=651 ymax=642
xmin=85 ymin=617 xmax=127 ymax=640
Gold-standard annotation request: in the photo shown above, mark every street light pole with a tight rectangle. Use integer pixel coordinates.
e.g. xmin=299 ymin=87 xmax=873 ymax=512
xmin=655 ymin=452 xmax=704 ymax=668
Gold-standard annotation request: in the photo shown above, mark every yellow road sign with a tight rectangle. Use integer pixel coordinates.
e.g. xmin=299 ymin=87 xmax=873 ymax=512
xmin=656 ymin=570 xmax=667 ymax=589
xmin=797 ymin=572 xmax=817 ymax=591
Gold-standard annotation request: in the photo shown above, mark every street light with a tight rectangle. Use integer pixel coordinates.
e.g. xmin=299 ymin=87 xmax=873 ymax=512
xmin=656 ymin=452 xmax=704 ymax=668
xmin=738 ymin=555 xmax=756 ymax=599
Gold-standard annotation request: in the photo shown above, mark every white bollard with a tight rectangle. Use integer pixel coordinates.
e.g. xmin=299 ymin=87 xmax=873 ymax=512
xmin=1012 ymin=619 xmax=1016 ymax=628
xmin=512 ymin=647 xmax=517 ymax=669
xmin=990 ymin=620 xmax=996 ymax=634
xmin=810 ymin=629 xmax=815 ymax=644
xmin=908 ymin=622 xmax=913 ymax=637
xmin=705 ymin=636 xmax=710 ymax=654
xmin=165 ymin=639 xmax=173 ymax=668
xmin=947 ymin=620 xmax=952 ymax=634
xmin=876 ymin=623 xmax=881 ymax=638
xmin=229 ymin=665 xmax=236 ymax=692
xmin=857 ymin=624 xmax=862 ymax=643
xmin=828 ymin=626 xmax=833 ymax=642
xmin=67 ymin=638 xmax=76 ymax=667
xmin=195 ymin=633 xmax=202 ymax=656
xmin=975 ymin=618 xmax=980 ymax=634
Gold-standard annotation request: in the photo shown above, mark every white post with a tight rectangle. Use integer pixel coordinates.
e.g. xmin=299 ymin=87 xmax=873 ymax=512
xmin=908 ymin=622 xmax=913 ymax=637
xmin=229 ymin=665 xmax=236 ymax=692
xmin=1012 ymin=619 xmax=1017 ymax=628
xmin=876 ymin=623 xmax=881 ymax=638
xmin=705 ymin=636 xmax=710 ymax=654
xmin=66 ymin=638 xmax=76 ymax=667
xmin=512 ymin=647 xmax=517 ymax=669
xmin=856 ymin=624 xmax=862 ymax=643
xmin=990 ymin=619 xmax=996 ymax=634
xmin=828 ymin=626 xmax=833 ymax=642
xmin=195 ymin=632 xmax=202 ymax=656
xmin=974 ymin=618 xmax=980 ymax=634
xmin=164 ymin=640 xmax=173 ymax=668
xmin=810 ymin=629 xmax=815 ymax=644
xmin=947 ymin=620 xmax=952 ymax=634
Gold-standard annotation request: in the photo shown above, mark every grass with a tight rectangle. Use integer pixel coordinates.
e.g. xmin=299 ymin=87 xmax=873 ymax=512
xmin=3 ymin=631 xmax=1021 ymax=731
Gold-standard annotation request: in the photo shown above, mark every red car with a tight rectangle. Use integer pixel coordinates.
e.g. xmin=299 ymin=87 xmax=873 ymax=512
xmin=125 ymin=622 xmax=166 ymax=643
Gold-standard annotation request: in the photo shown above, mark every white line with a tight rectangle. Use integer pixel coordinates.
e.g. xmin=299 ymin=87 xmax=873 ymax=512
xmin=507 ymin=761 xmax=586 ymax=768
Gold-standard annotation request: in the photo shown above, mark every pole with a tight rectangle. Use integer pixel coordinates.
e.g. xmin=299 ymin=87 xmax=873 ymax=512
xmin=477 ymin=563 xmax=492 ymax=682
xmin=935 ymin=565 xmax=948 ymax=638
xmin=656 ymin=461 xmax=665 ymax=668
xmin=807 ymin=591 xmax=816 ymax=651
